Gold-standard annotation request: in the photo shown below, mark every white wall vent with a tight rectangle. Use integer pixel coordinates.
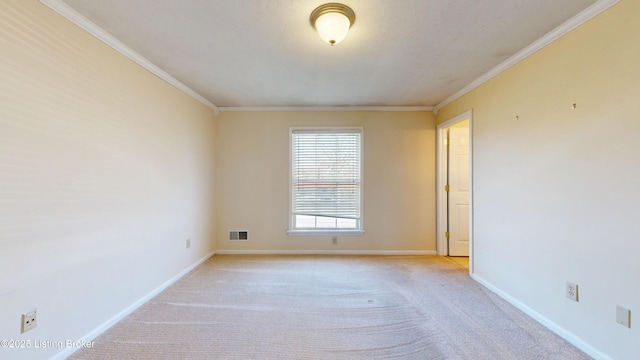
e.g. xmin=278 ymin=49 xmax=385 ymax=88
xmin=229 ymin=230 xmax=248 ymax=241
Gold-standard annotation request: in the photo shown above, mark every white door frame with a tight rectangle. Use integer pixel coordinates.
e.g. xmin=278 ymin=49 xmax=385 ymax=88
xmin=436 ymin=110 xmax=474 ymax=273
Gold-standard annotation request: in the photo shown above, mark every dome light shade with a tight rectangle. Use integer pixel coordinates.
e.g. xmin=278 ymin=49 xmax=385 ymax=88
xmin=314 ymin=12 xmax=350 ymax=45
xmin=310 ymin=3 xmax=355 ymax=46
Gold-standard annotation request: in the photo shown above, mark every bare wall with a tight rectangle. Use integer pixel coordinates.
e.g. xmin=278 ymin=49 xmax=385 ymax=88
xmin=0 ymin=1 xmax=216 ymax=359
xmin=215 ymin=111 xmax=436 ymax=253
xmin=437 ymin=1 xmax=639 ymax=358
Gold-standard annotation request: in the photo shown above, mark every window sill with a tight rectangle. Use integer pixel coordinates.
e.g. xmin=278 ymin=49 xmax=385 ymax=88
xmin=287 ymin=230 xmax=365 ymax=236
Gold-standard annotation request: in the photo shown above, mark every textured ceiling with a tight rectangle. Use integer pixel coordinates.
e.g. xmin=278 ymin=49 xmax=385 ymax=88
xmin=60 ymin=0 xmax=598 ymax=108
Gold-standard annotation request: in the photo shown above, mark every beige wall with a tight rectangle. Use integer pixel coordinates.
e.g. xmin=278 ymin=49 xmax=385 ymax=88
xmin=215 ymin=111 xmax=436 ymax=253
xmin=450 ymin=119 xmax=469 ymax=128
xmin=437 ymin=1 xmax=639 ymax=358
xmin=0 ymin=1 xmax=216 ymax=359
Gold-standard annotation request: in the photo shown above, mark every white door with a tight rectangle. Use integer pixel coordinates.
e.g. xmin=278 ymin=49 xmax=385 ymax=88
xmin=448 ymin=127 xmax=470 ymax=256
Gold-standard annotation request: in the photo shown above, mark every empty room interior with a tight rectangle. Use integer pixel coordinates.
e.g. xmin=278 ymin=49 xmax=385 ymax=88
xmin=1 ymin=0 xmax=638 ymax=359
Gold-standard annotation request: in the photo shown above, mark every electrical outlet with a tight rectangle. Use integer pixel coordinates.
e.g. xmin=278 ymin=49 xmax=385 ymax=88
xmin=21 ymin=309 xmax=37 ymax=333
xmin=332 ymin=236 xmax=337 ymax=245
xmin=616 ymin=305 xmax=631 ymax=328
xmin=186 ymin=238 xmax=191 ymax=249
xmin=566 ymin=282 xmax=579 ymax=302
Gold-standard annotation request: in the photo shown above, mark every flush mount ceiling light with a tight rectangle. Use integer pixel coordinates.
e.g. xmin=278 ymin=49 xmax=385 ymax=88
xmin=310 ymin=3 xmax=355 ymax=46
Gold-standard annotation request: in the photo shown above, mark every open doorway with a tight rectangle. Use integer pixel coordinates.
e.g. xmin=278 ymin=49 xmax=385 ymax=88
xmin=437 ymin=110 xmax=473 ymax=273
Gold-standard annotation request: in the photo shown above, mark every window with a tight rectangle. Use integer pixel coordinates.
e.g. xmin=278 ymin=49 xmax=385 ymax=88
xmin=289 ymin=128 xmax=363 ymax=234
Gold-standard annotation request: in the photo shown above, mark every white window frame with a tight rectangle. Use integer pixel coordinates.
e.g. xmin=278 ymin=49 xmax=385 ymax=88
xmin=288 ymin=127 xmax=364 ymax=236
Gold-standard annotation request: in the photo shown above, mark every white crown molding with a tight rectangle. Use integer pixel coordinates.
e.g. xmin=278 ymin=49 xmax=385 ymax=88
xmin=39 ymin=0 xmax=219 ymax=115
xmin=433 ymin=0 xmax=620 ymax=115
xmin=215 ymin=250 xmax=437 ymax=255
xmin=219 ymin=106 xmax=434 ymax=112
xmin=40 ymin=0 xmax=617 ymax=116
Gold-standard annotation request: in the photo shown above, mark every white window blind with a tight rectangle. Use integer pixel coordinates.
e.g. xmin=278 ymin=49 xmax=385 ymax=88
xmin=291 ymin=128 xmax=362 ymax=230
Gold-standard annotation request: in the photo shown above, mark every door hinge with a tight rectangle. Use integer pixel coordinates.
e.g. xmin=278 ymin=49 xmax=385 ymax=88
xmin=445 ymin=138 xmax=450 ymax=146
xmin=444 ymin=185 xmax=450 ymax=192
xmin=445 ymin=231 xmax=450 ymax=238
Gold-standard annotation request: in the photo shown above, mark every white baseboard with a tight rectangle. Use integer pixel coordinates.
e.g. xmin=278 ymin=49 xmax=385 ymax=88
xmin=214 ymin=250 xmax=437 ymax=255
xmin=50 ymin=250 xmax=216 ymax=360
xmin=470 ymin=274 xmax=612 ymax=360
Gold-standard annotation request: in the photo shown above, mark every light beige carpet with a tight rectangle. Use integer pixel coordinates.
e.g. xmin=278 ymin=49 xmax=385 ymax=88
xmin=70 ymin=255 xmax=590 ymax=359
